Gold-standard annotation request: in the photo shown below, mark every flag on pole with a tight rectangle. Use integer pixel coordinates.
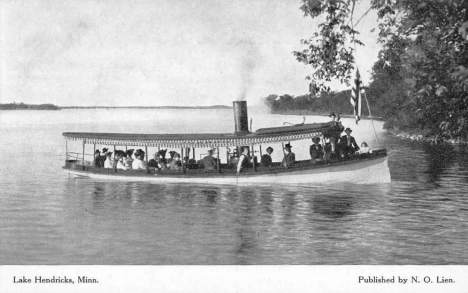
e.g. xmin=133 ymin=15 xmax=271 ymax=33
xmin=350 ymin=69 xmax=362 ymax=124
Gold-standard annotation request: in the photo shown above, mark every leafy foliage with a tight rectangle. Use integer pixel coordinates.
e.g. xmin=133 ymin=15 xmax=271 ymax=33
xmin=295 ymin=0 xmax=468 ymax=139
xmin=293 ymin=0 xmax=360 ymax=92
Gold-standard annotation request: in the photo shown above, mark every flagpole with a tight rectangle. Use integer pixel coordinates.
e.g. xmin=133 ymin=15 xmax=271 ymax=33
xmin=362 ymin=89 xmax=380 ymax=149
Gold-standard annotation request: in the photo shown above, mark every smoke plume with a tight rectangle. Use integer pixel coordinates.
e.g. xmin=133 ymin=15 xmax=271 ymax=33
xmin=233 ymin=38 xmax=259 ymax=101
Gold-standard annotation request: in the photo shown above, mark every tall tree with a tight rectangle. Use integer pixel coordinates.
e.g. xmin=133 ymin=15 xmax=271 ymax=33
xmin=294 ymin=0 xmax=468 ymax=139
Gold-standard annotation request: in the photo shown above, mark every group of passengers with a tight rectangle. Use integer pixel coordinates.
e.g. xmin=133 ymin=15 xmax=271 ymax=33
xmin=94 ymin=148 xmax=146 ymax=170
xmin=93 ymin=116 xmax=371 ymax=173
xmin=148 ymin=149 xmax=185 ymax=171
xmin=94 ymin=147 xmax=188 ymax=171
xmin=256 ymin=123 xmax=371 ymax=170
xmin=309 ymin=124 xmax=371 ymax=165
xmin=257 ymin=143 xmax=295 ymax=169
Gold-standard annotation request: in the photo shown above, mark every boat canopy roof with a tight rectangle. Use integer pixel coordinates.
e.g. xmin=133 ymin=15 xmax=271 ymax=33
xmin=63 ymin=121 xmax=342 ymax=148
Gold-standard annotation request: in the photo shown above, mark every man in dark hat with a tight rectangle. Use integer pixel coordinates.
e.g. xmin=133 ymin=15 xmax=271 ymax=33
xmin=339 ymin=127 xmax=360 ymax=157
xmin=261 ymin=146 xmax=274 ymax=167
xmin=282 ymin=143 xmax=295 ymax=168
xmin=329 ymin=112 xmax=336 ymax=122
xmin=309 ymin=137 xmax=324 ymax=164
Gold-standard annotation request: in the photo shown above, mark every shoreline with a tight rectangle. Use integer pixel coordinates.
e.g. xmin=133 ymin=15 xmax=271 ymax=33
xmin=271 ymin=110 xmax=383 ymax=121
xmin=273 ymin=110 xmax=467 ymax=145
xmin=387 ymin=129 xmax=467 ymax=145
xmin=59 ymin=105 xmax=232 ymax=110
xmin=0 ymin=105 xmax=232 ymax=111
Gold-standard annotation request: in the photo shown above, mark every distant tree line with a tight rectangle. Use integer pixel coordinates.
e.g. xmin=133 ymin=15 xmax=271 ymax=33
xmin=0 ymin=103 xmax=59 ymax=110
xmin=262 ymin=89 xmax=381 ymax=118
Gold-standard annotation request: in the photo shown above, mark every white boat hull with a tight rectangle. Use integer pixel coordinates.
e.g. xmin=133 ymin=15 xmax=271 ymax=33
xmin=64 ymin=156 xmax=391 ymax=185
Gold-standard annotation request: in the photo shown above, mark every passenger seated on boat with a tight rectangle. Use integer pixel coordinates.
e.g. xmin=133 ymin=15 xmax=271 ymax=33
xmin=261 ymin=147 xmax=273 ymax=167
xmin=167 ymin=151 xmax=177 ymax=165
xmin=339 ymin=127 xmax=360 ymax=158
xmin=309 ymin=137 xmax=324 ymax=164
xmin=132 ymin=149 xmax=146 ymax=170
xmin=200 ymin=149 xmax=217 ymax=170
xmin=94 ymin=148 xmax=107 ymax=167
xmin=323 ymin=127 xmax=342 ymax=159
xmin=237 ymin=147 xmax=250 ymax=174
xmin=323 ymin=139 xmax=333 ymax=164
xmin=282 ymin=143 xmax=295 ymax=168
xmin=125 ymin=149 xmax=134 ymax=168
xmin=358 ymin=142 xmax=370 ymax=154
xmin=115 ymin=150 xmax=129 ymax=170
xmin=104 ymin=152 xmax=114 ymax=168
xmin=148 ymin=152 xmax=158 ymax=168
xmin=148 ymin=150 xmax=167 ymax=169
xmin=94 ymin=150 xmax=102 ymax=167
xmin=169 ymin=153 xmax=182 ymax=171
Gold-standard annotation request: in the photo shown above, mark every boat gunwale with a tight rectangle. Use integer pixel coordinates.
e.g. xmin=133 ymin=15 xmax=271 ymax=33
xmin=63 ymin=150 xmax=388 ymax=179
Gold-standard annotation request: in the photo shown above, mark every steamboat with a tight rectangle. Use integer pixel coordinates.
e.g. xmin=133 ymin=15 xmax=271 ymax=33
xmin=62 ymin=101 xmax=391 ymax=184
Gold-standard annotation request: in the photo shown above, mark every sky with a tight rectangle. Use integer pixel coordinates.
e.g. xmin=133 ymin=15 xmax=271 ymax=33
xmin=0 ymin=0 xmax=381 ymax=107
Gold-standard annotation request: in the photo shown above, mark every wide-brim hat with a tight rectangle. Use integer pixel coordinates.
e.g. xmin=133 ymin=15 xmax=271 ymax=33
xmin=102 ymin=148 xmax=108 ymax=153
xmin=329 ymin=112 xmax=336 ymax=117
xmin=266 ymin=147 xmax=273 ymax=152
xmin=284 ymin=143 xmax=292 ymax=149
xmin=312 ymin=137 xmax=321 ymax=143
xmin=345 ymin=127 xmax=352 ymax=133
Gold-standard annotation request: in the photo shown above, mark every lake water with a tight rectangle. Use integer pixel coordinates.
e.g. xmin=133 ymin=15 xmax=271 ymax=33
xmin=1 ymin=108 xmax=468 ymax=265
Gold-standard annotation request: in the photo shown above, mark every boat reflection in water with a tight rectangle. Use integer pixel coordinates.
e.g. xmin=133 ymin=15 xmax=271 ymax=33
xmin=73 ymin=180 xmax=391 ymax=264
xmin=63 ymin=101 xmax=391 ymax=185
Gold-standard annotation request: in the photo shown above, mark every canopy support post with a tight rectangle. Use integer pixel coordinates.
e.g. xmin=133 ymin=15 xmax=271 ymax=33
xmin=82 ymin=142 xmax=85 ymax=170
xmin=216 ymin=147 xmax=220 ymax=173
xmin=145 ymin=146 xmax=149 ymax=173
xmin=251 ymin=144 xmax=256 ymax=172
xmin=114 ymin=145 xmax=117 ymax=173
xmin=282 ymin=142 xmax=287 ymax=169
xmin=65 ymin=140 xmax=68 ymax=162
xmin=181 ymin=147 xmax=185 ymax=174
xmin=226 ymin=147 xmax=229 ymax=166
xmin=93 ymin=144 xmax=96 ymax=166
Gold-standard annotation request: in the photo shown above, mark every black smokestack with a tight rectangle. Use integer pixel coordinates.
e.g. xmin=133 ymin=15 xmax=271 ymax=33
xmin=233 ymin=101 xmax=249 ymax=134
